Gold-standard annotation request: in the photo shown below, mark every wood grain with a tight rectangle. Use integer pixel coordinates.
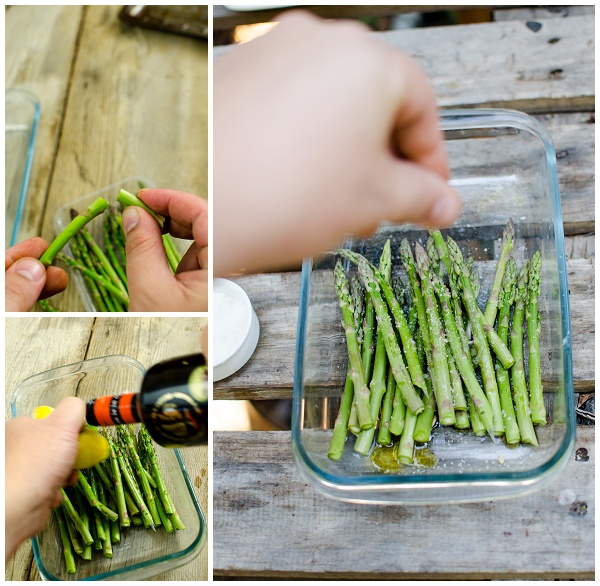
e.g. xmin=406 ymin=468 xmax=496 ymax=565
xmin=215 ymin=15 xmax=594 ymax=113
xmin=4 ymin=317 xmax=208 ymax=581
xmin=213 ymin=428 xmax=594 ymax=579
xmin=5 ymin=6 xmax=83 ymax=241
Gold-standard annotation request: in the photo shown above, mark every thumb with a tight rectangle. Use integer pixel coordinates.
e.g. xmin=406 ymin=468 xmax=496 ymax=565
xmin=5 ymin=258 xmax=47 ymax=311
xmin=47 ymin=397 xmax=86 ymax=434
xmin=376 ymin=158 xmax=462 ymax=228
xmin=122 ymin=206 xmax=174 ymax=305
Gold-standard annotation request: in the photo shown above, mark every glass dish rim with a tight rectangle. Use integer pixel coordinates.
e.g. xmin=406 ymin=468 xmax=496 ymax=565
xmin=6 ymin=87 xmax=41 ymax=247
xmin=291 ymin=108 xmax=576 ymax=491
xmin=10 ymin=354 xmax=207 ymax=580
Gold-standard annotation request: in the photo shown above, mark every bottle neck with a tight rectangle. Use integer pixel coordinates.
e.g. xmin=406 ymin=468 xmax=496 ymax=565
xmin=86 ymin=393 xmax=141 ymax=426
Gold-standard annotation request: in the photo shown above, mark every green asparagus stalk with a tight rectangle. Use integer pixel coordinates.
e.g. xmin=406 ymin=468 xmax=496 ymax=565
xmin=77 ymin=470 xmax=119 ymax=522
xmin=389 ymin=380 xmax=406 ymax=436
xmin=377 ymin=368 xmax=396 ymax=446
xmin=104 ymin=433 xmax=130 ymax=527
xmin=527 ymin=250 xmax=546 ymax=425
xmin=117 ymin=426 xmax=161 ymax=526
xmin=495 ymin=258 xmax=521 ymax=444
xmin=75 ymin=489 xmax=93 ymax=560
xmin=55 ymin=507 xmax=77 ymax=574
xmin=414 ymin=243 xmax=455 ymax=426
xmin=354 ymin=242 xmax=393 ymax=454
xmin=396 ymin=407 xmax=418 ymax=464
xmin=118 ymin=189 xmax=166 ymax=230
xmin=57 ymin=254 xmax=129 ymax=304
xmin=63 ymin=506 xmax=84 ymax=555
xmin=454 ymin=409 xmax=470 ymax=430
xmin=139 ymin=426 xmax=175 ymax=515
xmin=353 ymin=255 xmax=425 ymax=416
xmin=510 ymin=261 xmax=539 ymax=446
xmin=38 ymin=299 xmax=59 ymax=312
xmin=162 ymin=234 xmax=182 ymax=273
xmin=155 ymin=491 xmax=174 ymax=533
xmin=447 ymin=237 xmax=505 ymax=436
xmin=39 ymin=197 xmax=109 ymax=265
xmin=484 ymin=219 xmax=516 ymax=325
xmin=429 ymin=269 xmax=496 ymax=438
xmin=60 ymin=488 xmax=94 ymax=546
xmin=69 ymin=235 xmax=109 ymax=312
xmin=413 ymin=389 xmax=436 ymax=443
xmin=104 ymin=217 xmax=128 ymax=285
xmin=80 ymin=227 xmax=128 ymax=296
xmin=334 ymin=260 xmax=374 ymax=430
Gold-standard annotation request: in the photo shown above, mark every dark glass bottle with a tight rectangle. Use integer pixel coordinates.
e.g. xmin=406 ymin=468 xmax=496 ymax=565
xmin=85 ymin=353 xmax=208 ymax=447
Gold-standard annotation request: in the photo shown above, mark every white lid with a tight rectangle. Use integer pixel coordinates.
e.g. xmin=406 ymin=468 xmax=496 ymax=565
xmin=213 ymin=278 xmax=260 ymax=382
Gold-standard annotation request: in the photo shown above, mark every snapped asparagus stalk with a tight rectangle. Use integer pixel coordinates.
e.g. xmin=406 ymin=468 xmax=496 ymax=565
xmin=334 ymin=261 xmax=374 ymax=430
xmin=118 ymin=189 xmax=166 ymax=230
xmin=447 ymin=237 xmax=505 ymax=436
xmin=484 ymin=219 xmax=516 ymax=326
xmin=377 ymin=368 xmax=396 ymax=446
xmin=429 ymin=272 xmax=496 ymax=438
xmin=510 ymin=261 xmax=539 ymax=446
xmin=527 ymin=250 xmax=546 ymax=425
xmin=495 ymin=258 xmax=521 ymax=444
xmin=77 ymin=470 xmax=119 ymax=522
xmin=352 ymin=254 xmax=424 ymax=416
xmin=39 ymin=197 xmax=109 ymax=266
xmin=75 ymin=489 xmax=93 ymax=560
xmin=354 ymin=242 xmax=392 ymax=455
xmin=60 ymin=488 xmax=94 ymax=546
xmin=414 ymin=243 xmax=455 ymax=426
xmin=396 ymin=407 xmax=418 ymax=464
xmin=55 ymin=507 xmax=77 ymax=574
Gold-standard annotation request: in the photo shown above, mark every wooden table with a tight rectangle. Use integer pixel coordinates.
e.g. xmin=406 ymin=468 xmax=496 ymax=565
xmin=213 ymin=8 xmax=595 ymax=579
xmin=5 ymin=317 xmax=209 ymax=580
xmin=5 ymin=5 xmax=208 ymax=311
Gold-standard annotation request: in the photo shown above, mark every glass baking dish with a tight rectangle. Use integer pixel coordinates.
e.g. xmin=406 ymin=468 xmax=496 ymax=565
xmin=10 ymin=355 xmax=207 ymax=580
xmin=292 ymin=109 xmax=575 ymax=504
xmin=6 ymin=88 xmax=40 ymax=248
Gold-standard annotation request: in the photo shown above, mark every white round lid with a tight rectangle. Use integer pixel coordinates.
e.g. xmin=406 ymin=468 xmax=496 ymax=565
xmin=213 ymin=278 xmax=260 ymax=382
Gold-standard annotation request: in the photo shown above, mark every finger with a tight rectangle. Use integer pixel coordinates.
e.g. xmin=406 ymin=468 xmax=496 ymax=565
xmin=388 ymin=52 xmax=450 ymax=180
xmin=376 ymin=157 xmax=462 ymax=228
xmin=137 ymin=189 xmax=209 ymax=247
xmin=47 ymin=397 xmax=86 ymax=435
xmin=5 ymin=237 xmax=49 ymax=270
xmin=39 ymin=266 xmax=69 ymax=300
xmin=5 ymin=258 xmax=48 ymax=311
xmin=122 ymin=206 xmax=175 ymax=303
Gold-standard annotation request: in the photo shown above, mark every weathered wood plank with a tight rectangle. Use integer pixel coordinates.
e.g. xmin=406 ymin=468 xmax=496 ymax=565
xmin=5 ymin=6 xmax=83 ymax=242
xmin=214 ymin=257 xmax=594 ymax=399
xmin=494 ymin=5 xmax=595 ymax=22
xmin=565 ymin=234 xmax=595 ymax=260
xmin=41 ymin=5 xmax=208 ymax=310
xmin=215 ymin=15 xmax=594 ymax=113
xmin=4 ymin=317 xmax=208 ymax=581
xmin=213 ymin=428 xmax=594 ymax=579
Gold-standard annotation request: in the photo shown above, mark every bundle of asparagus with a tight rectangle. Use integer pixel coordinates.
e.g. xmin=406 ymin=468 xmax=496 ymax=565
xmin=55 ymin=423 xmax=184 ymax=575
xmin=38 ymin=188 xmax=182 ymax=312
xmin=328 ymin=220 xmax=545 ymax=466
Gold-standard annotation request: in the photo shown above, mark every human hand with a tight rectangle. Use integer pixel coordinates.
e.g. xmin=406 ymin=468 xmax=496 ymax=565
xmin=5 ymin=397 xmax=85 ymax=561
xmin=122 ymin=189 xmax=209 ymax=311
xmin=5 ymin=237 xmax=69 ymax=311
xmin=214 ymin=10 xmax=461 ymax=275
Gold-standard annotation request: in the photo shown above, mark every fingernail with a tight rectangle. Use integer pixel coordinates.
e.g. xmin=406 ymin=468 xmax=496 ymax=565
xmin=15 ymin=258 xmax=45 ymax=282
xmin=122 ymin=206 xmax=140 ymax=234
xmin=431 ymin=192 xmax=462 ymax=226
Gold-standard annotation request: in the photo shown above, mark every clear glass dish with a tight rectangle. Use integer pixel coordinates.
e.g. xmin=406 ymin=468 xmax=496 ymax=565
xmin=292 ymin=109 xmax=575 ymax=504
xmin=5 ymin=88 xmax=40 ymax=248
xmin=52 ymin=177 xmax=188 ymax=312
xmin=10 ymin=355 xmax=207 ymax=580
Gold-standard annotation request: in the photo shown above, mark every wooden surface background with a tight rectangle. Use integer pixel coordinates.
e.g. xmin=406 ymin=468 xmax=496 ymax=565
xmin=5 ymin=5 xmax=208 ymax=310
xmin=213 ymin=6 xmax=595 ymax=579
xmin=5 ymin=317 xmax=209 ymax=581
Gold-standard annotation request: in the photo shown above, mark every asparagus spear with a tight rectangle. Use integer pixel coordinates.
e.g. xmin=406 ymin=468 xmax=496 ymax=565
xmin=354 ymin=242 xmax=392 ymax=455
xmin=77 ymin=470 xmax=119 ymax=522
xmin=428 ymin=272 xmax=496 ymax=437
xmin=55 ymin=507 xmax=77 ymax=574
xmin=139 ymin=426 xmax=175 ymax=515
xmin=39 ymin=197 xmax=109 ymax=265
xmin=353 ymin=255 xmax=424 ymax=416
xmin=396 ymin=407 xmax=418 ymax=464
xmin=118 ymin=189 xmax=166 ymax=230
xmin=377 ymin=368 xmax=396 ymax=446
xmin=527 ymin=250 xmax=546 ymax=425
xmin=334 ymin=260 xmax=374 ymax=430
xmin=484 ymin=219 xmax=516 ymax=326
xmin=510 ymin=261 xmax=539 ymax=446
xmin=60 ymin=488 xmax=94 ymax=546
xmin=447 ymin=237 xmax=505 ymax=436
xmin=495 ymin=258 xmax=521 ymax=444
xmin=414 ymin=243 xmax=455 ymax=426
